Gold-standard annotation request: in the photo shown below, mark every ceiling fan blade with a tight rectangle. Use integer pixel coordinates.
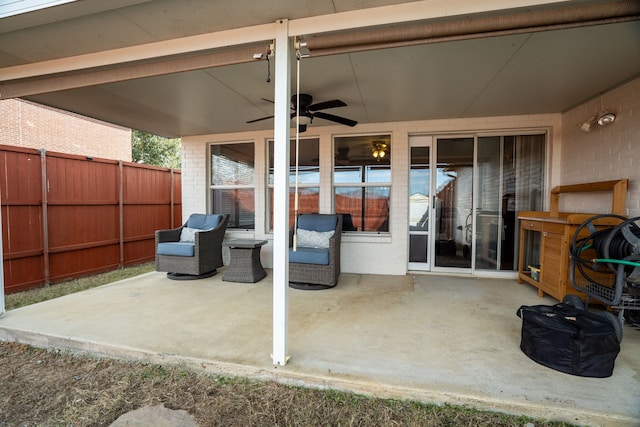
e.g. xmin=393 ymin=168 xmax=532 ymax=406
xmin=313 ymin=111 xmax=357 ymax=127
xmin=246 ymin=115 xmax=274 ymax=123
xmin=308 ymin=99 xmax=346 ymax=111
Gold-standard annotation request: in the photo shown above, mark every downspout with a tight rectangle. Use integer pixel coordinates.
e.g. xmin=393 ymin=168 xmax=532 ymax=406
xmin=306 ymin=1 xmax=640 ymax=56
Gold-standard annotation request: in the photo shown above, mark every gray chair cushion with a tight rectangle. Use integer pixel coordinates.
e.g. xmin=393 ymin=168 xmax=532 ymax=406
xmin=186 ymin=213 xmax=221 ymax=230
xmin=289 ymin=247 xmax=329 ymax=265
xmin=297 ymin=214 xmax=337 ymax=232
xmin=157 ymin=242 xmax=195 ymax=257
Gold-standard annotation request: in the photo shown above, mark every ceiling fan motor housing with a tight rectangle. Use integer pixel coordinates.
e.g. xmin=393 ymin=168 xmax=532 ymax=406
xmin=293 ymin=93 xmax=314 ymax=110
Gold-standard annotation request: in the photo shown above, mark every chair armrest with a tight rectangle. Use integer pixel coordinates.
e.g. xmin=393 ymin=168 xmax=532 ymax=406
xmin=194 ymin=214 xmax=229 ymax=246
xmin=327 ymin=232 xmax=338 ymax=255
xmin=156 ymin=228 xmax=182 ymax=243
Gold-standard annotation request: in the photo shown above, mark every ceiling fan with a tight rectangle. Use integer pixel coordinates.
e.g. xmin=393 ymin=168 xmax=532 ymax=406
xmin=246 ymin=93 xmax=357 ymax=132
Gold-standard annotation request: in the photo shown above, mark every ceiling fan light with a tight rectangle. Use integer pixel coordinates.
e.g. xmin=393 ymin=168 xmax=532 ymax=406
xmin=293 ymin=114 xmax=312 ymax=126
xmin=371 ymin=140 xmax=389 ymax=161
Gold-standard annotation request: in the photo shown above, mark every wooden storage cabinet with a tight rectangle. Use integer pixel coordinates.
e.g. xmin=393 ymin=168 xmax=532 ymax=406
xmin=517 ymin=179 xmax=628 ymax=301
xmin=538 ymin=229 xmax=564 ymax=297
xmin=518 ymin=214 xmax=576 ymax=300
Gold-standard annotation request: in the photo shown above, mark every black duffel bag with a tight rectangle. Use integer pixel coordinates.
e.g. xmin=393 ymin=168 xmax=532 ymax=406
xmin=516 ymin=303 xmax=621 ymax=377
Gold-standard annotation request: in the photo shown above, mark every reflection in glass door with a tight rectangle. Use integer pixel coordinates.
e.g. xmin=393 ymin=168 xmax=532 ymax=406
xmin=475 ymin=135 xmax=546 ymax=272
xmin=434 ymin=137 xmax=474 ymax=269
xmin=408 ymin=142 xmax=431 ymax=270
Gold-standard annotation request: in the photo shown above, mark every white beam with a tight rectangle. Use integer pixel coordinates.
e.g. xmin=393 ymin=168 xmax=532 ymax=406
xmin=271 ymin=19 xmax=291 ymax=367
xmin=0 ymin=0 xmax=78 ymax=19
xmin=0 ymin=44 xmax=269 ymax=98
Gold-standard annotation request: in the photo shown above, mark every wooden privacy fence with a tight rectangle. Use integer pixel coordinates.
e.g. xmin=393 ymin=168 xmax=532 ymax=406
xmin=0 ymin=145 xmax=181 ymax=293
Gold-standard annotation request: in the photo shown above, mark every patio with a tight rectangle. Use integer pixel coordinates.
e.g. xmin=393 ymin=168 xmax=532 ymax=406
xmin=0 ymin=270 xmax=638 ymax=426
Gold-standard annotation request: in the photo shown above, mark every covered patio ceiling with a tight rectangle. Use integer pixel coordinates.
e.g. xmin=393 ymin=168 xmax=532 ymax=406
xmin=1 ymin=0 xmax=639 ymax=138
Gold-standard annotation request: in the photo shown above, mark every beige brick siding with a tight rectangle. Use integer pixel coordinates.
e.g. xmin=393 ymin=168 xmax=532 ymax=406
xmin=560 ymin=76 xmax=640 ymax=216
xmin=0 ymin=99 xmax=131 ymax=161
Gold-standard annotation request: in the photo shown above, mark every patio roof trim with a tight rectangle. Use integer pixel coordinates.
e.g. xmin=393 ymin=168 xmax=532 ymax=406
xmin=0 ymin=0 xmax=570 ymax=88
xmin=0 ymin=0 xmax=78 ymax=19
xmin=0 ymin=22 xmax=277 ymax=82
xmin=4 ymin=1 xmax=638 ymax=99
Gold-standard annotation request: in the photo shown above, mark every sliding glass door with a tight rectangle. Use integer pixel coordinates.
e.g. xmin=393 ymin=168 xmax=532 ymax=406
xmin=408 ymin=133 xmax=545 ymax=274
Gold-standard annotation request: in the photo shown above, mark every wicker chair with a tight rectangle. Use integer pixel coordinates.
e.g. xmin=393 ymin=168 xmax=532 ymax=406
xmin=289 ymin=214 xmax=342 ymax=290
xmin=156 ymin=213 xmax=229 ymax=279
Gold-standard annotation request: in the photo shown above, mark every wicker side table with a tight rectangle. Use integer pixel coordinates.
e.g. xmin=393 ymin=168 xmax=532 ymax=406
xmin=223 ymin=239 xmax=267 ymax=282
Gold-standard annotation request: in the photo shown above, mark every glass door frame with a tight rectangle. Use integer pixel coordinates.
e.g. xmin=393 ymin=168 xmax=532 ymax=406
xmin=408 ymin=136 xmax=433 ymax=271
xmin=431 ymin=134 xmax=475 ymax=274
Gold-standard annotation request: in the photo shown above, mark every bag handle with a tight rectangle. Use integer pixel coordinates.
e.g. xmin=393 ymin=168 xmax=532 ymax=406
xmin=517 ymin=304 xmax=584 ymax=338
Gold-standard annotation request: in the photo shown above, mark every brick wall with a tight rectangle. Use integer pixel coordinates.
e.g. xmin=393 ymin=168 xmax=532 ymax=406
xmin=559 ymin=76 xmax=640 ymax=216
xmin=180 ymin=141 xmax=208 ymax=217
xmin=0 ymin=99 xmax=131 ymax=161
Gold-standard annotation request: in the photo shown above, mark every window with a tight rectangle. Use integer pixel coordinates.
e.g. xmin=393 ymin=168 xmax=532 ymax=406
xmin=267 ymin=138 xmax=319 ymax=230
xmin=334 ymin=135 xmax=391 ymax=232
xmin=210 ymin=143 xmax=255 ymax=229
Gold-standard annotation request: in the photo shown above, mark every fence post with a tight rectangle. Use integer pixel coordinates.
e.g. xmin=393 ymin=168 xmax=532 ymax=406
xmin=40 ymin=149 xmax=50 ymax=286
xmin=170 ymin=169 xmax=175 ymax=228
xmin=119 ymin=160 xmax=124 ymax=268
xmin=0 ymin=179 xmax=4 ymax=316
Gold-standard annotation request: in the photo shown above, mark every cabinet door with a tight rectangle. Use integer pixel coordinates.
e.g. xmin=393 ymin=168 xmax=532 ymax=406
xmin=540 ymin=232 xmax=564 ymax=298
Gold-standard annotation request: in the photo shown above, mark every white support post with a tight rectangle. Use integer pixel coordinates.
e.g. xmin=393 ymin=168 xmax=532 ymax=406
xmin=272 ymin=19 xmax=291 ymax=366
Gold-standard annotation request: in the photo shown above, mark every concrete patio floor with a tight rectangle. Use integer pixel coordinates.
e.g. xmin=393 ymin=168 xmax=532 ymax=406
xmin=0 ymin=270 xmax=638 ymax=426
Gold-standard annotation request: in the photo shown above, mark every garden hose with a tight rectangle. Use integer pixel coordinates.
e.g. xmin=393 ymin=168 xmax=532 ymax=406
xmin=593 ymin=258 xmax=640 ymax=268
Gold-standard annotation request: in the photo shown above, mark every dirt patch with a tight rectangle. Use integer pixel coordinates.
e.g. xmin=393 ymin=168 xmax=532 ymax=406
xmin=0 ymin=341 xmax=576 ymax=427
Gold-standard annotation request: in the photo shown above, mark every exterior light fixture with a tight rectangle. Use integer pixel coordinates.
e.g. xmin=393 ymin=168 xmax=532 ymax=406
xmin=578 ymin=111 xmax=616 ymax=133
xmin=596 ymin=112 xmax=616 ymax=126
xmin=579 ymin=95 xmax=617 ymax=132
